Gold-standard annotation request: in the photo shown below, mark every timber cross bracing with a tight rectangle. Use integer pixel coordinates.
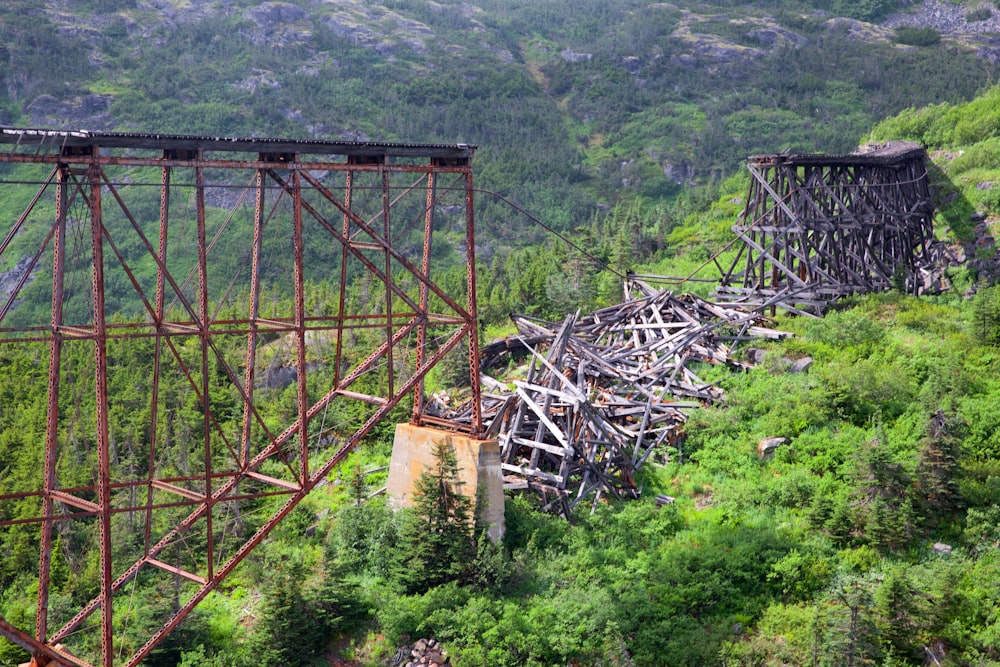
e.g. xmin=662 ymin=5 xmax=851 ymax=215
xmin=713 ymin=141 xmax=937 ymax=314
xmin=0 ymin=127 xmax=481 ymax=667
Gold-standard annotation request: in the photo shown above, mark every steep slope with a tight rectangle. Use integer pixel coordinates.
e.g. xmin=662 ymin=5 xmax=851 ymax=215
xmin=0 ymin=0 xmax=996 ymax=234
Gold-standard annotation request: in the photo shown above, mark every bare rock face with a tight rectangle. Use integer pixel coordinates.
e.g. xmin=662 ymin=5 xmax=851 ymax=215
xmin=822 ymin=17 xmax=893 ymax=42
xmin=561 ymin=48 xmax=593 ymax=63
xmin=789 ymin=356 xmax=813 ymax=373
xmin=0 ymin=255 xmax=38 ymax=298
xmin=882 ymin=0 xmax=1000 ymax=61
xmin=26 ymin=94 xmax=115 ymax=130
xmin=931 ymin=542 xmax=953 ymax=555
xmin=322 ymin=3 xmax=437 ymax=56
xmin=325 ymin=15 xmax=380 ymax=47
xmin=884 ymin=0 xmax=1000 ymax=36
xmin=244 ymin=1 xmax=307 ymax=28
xmin=244 ymin=1 xmax=312 ymax=48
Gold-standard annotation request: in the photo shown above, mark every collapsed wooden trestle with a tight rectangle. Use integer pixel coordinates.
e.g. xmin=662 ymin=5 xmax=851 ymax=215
xmin=445 ymin=281 xmax=791 ymax=516
xmin=713 ymin=142 xmax=937 ymax=315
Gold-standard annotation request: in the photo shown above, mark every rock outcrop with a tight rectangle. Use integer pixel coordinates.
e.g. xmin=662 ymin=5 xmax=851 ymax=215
xmin=26 ymin=94 xmax=115 ymax=130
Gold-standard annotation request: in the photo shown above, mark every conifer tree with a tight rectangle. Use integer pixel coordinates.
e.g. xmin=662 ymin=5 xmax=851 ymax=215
xmin=914 ymin=411 xmax=964 ymax=526
xmin=246 ymin=561 xmax=326 ymax=667
xmin=874 ymin=567 xmax=922 ymax=661
xmin=820 ymin=576 xmax=881 ymax=667
xmin=395 ymin=439 xmax=474 ymax=594
xmin=855 ymin=437 xmax=914 ymax=552
xmin=972 ymin=285 xmax=1000 ymax=346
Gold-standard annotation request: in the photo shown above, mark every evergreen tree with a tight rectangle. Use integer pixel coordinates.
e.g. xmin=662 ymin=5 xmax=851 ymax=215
xmin=395 ymin=439 xmax=475 ymax=594
xmin=971 ymin=285 xmax=1000 ymax=346
xmin=820 ymin=576 xmax=881 ymax=667
xmin=246 ymin=560 xmax=328 ymax=667
xmin=914 ymin=411 xmax=964 ymax=526
xmin=349 ymin=463 xmax=367 ymax=507
xmin=855 ymin=437 xmax=914 ymax=552
xmin=874 ymin=567 xmax=922 ymax=661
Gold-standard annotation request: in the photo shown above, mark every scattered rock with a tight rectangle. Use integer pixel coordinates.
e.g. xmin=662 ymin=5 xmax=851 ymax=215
xmin=931 ymin=542 xmax=953 ymax=555
xmin=884 ymin=0 xmax=1000 ymax=36
xmin=757 ymin=436 xmax=788 ymax=461
xmin=560 ymin=49 xmax=593 ymax=63
xmin=396 ymin=637 xmax=449 ymax=667
xmin=789 ymin=356 xmax=813 ymax=373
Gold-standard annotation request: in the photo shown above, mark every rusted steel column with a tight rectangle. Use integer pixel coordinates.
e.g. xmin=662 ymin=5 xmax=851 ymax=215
xmin=464 ymin=169 xmax=482 ymax=435
xmin=242 ymin=167 xmax=265 ymax=468
xmin=194 ymin=157 xmax=214 ymax=580
xmin=292 ymin=166 xmax=308 ymax=483
xmin=88 ymin=157 xmax=114 ymax=667
xmin=37 ymin=163 xmax=69 ymax=644
xmin=145 ymin=163 xmax=170 ymax=555
xmin=383 ymin=166 xmax=394 ymax=399
xmin=413 ymin=172 xmax=435 ymax=423
xmin=334 ymin=170 xmax=353 ymax=389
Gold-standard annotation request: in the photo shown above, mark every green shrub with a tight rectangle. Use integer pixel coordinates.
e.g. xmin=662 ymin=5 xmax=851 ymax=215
xmin=966 ymin=7 xmax=994 ymax=22
xmin=893 ymin=26 xmax=942 ymax=47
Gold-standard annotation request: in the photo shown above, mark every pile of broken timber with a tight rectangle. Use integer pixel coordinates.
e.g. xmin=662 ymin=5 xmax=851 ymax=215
xmin=447 ymin=281 xmax=791 ymax=517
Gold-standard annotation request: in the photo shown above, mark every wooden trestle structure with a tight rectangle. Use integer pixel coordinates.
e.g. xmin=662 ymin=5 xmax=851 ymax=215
xmin=713 ymin=142 xmax=937 ymax=315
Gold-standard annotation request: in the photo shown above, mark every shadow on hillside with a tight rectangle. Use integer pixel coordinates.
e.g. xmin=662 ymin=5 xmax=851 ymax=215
xmin=925 ymin=160 xmax=999 ymax=287
xmin=926 ymin=161 xmax=975 ymax=241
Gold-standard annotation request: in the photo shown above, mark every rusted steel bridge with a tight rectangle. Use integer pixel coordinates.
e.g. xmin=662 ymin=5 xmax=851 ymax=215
xmin=713 ymin=141 xmax=936 ymax=314
xmin=0 ymin=127 xmax=482 ymax=667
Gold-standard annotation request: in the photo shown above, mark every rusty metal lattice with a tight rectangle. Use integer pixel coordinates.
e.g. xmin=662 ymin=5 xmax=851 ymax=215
xmin=0 ymin=127 xmax=482 ymax=667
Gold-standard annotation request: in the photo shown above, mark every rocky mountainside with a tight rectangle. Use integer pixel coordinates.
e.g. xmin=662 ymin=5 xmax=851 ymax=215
xmin=886 ymin=0 xmax=1000 ymax=44
xmin=1 ymin=0 xmax=998 ymax=232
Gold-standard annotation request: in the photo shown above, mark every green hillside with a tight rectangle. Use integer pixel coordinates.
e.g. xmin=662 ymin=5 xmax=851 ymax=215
xmin=3 ymin=1 xmax=1000 ymax=666
xmin=1 ymin=0 xmax=996 ymax=242
xmin=3 ymin=0 xmax=999 ymax=323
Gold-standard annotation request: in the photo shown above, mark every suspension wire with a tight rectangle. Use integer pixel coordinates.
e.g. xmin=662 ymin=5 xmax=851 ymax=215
xmin=0 ymin=168 xmax=750 ymax=289
xmin=473 ymin=187 xmax=742 ymax=287
xmin=471 ymin=188 xmax=627 ymax=280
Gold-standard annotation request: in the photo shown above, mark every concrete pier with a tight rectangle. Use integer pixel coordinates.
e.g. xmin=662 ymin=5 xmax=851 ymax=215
xmin=387 ymin=423 xmax=505 ymax=542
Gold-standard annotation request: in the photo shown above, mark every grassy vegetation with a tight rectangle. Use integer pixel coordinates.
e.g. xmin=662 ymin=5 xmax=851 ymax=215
xmin=2 ymin=1 xmax=1000 ymax=665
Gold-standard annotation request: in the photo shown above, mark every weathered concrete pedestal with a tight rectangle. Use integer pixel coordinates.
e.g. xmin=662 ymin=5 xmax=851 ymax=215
xmin=387 ymin=423 xmax=505 ymax=542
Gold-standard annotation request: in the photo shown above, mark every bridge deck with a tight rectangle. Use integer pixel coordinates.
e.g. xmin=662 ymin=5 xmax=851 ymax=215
xmin=0 ymin=126 xmax=475 ymax=160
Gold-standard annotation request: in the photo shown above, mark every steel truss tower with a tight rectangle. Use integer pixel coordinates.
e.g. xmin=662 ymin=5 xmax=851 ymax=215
xmin=0 ymin=127 xmax=482 ymax=667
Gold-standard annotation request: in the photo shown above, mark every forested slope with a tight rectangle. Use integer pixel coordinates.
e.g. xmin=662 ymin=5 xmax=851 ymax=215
xmin=8 ymin=140 xmax=1000 ymax=666
xmin=5 ymin=0 xmax=998 ymax=322
xmin=3 ymin=1 xmax=1000 ymax=666
xmin=0 ymin=0 xmax=997 ymax=251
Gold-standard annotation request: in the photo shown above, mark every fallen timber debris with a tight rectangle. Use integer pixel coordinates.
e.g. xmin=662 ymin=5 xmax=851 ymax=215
xmin=443 ymin=280 xmax=792 ymax=517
